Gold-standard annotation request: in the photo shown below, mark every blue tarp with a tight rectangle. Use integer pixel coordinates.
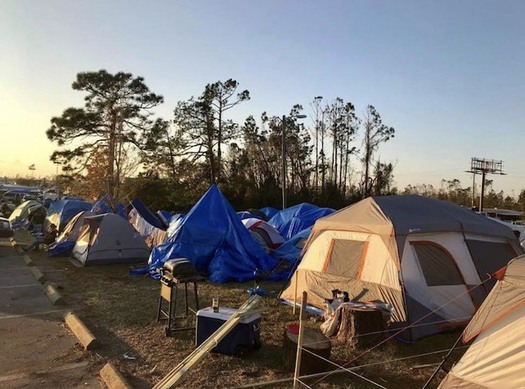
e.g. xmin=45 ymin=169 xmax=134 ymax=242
xmin=47 ymin=199 xmax=92 ymax=230
xmin=268 ymin=203 xmax=335 ymax=240
xmin=260 ymin=206 xmax=279 ymax=220
xmin=238 ymin=210 xmax=265 ymax=220
xmin=116 ymin=203 xmax=127 ymax=219
xmin=148 ymin=185 xmax=278 ymax=283
xmin=130 ymin=199 xmax=168 ymax=230
xmin=91 ymin=195 xmax=113 ymax=214
xmin=165 ymin=213 xmax=185 ymax=241
xmin=157 ymin=210 xmax=173 ymax=225
xmin=270 ymin=228 xmax=311 ymax=279
xmin=48 ymin=240 xmax=76 ymax=257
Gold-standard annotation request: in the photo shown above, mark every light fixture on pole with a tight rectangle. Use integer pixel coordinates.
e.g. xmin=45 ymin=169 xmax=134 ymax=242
xmin=282 ymin=113 xmax=306 ymax=210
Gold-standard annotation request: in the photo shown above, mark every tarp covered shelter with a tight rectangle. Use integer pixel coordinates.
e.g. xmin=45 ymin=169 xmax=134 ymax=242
xmin=72 ymin=213 xmax=149 ymax=266
xmin=280 ymin=195 xmax=523 ymax=340
xmin=439 ymin=254 xmax=525 ymax=388
xmin=46 ymin=199 xmax=92 ymax=231
xmin=269 ymin=203 xmax=335 ymax=240
xmin=148 ymin=185 xmax=278 ymax=282
xmin=128 ymin=199 xmax=169 ymax=247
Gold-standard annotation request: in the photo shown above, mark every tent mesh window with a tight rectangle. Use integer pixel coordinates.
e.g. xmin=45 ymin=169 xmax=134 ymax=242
xmin=412 ymin=242 xmax=464 ymax=286
xmin=465 ymin=240 xmax=518 ymax=291
xmin=325 ymin=239 xmax=366 ymax=278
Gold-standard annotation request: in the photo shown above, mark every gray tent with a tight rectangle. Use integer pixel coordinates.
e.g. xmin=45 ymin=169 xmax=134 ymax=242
xmin=72 ymin=213 xmax=150 ymax=266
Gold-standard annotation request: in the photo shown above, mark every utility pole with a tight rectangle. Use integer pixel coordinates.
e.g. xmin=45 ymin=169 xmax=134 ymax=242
xmin=466 ymin=157 xmax=505 ymax=213
xmin=281 ymin=115 xmax=287 ymax=210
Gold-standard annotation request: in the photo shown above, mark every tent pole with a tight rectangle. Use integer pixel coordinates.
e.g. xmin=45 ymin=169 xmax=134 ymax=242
xmin=422 ymin=332 xmax=463 ymax=389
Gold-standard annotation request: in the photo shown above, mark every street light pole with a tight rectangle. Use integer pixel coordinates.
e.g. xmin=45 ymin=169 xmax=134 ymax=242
xmin=281 ymin=115 xmax=287 ymax=210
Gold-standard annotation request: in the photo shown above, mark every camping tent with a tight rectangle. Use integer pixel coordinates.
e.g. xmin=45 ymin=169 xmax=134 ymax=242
xmin=242 ymin=218 xmax=285 ymax=252
xmin=148 ymin=185 xmax=278 ymax=282
xmin=8 ymin=200 xmax=44 ymax=224
xmin=46 ymin=199 xmax=92 ymax=231
xmin=55 ymin=210 xmax=94 ymax=244
xmin=439 ymin=254 xmax=525 ymax=388
xmin=72 ymin=213 xmax=150 ymax=266
xmin=280 ymin=195 xmax=523 ymax=340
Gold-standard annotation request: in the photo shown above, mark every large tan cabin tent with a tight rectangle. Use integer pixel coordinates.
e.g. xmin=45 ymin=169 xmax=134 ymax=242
xmin=280 ymin=195 xmax=523 ymax=340
xmin=439 ymin=254 xmax=525 ymax=388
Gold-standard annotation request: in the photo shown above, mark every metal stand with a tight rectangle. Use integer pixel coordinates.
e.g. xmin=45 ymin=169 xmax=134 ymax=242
xmin=157 ymin=276 xmax=204 ymax=336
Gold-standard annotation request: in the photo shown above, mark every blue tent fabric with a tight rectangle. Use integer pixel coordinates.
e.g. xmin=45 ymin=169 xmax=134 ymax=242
xmin=268 ymin=203 xmax=335 ymax=240
xmin=47 ymin=199 xmax=92 ymax=230
xmin=236 ymin=211 xmax=258 ymax=220
xmin=157 ymin=210 xmax=172 ymax=225
xmin=165 ymin=213 xmax=185 ymax=241
xmin=91 ymin=194 xmax=113 ymax=214
xmin=148 ymin=185 xmax=278 ymax=282
xmin=130 ymin=199 xmax=168 ymax=230
xmin=260 ymin=207 xmax=279 ymax=220
xmin=270 ymin=228 xmax=311 ymax=279
xmin=116 ymin=203 xmax=127 ymax=219
xmin=48 ymin=241 xmax=76 ymax=257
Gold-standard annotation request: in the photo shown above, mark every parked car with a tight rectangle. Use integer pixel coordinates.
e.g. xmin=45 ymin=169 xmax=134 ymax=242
xmin=0 ymin=217 xmax=14 ymax=237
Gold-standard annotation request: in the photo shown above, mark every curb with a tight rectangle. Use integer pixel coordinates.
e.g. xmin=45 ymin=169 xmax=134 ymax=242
xmin=43 ymin=283 xmax=65 ymax=305
xmin=30 ymin=266 xmax=47 ymax=283
xmin=100 ymin=362 xmax=133 ymax=389
xmin=22 ymin=254 xmax=34 ymax=266
xmin=64 ymin=311 xmax=98 ymax=350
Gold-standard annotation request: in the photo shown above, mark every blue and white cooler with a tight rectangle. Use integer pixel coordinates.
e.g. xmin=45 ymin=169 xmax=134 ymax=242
xmin=195 ymin=306 xmax=261 ymax=356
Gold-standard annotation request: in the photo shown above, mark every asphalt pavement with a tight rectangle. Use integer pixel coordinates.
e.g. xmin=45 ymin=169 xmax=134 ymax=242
xmin=0 ymin=238 xmax=101 ymax=388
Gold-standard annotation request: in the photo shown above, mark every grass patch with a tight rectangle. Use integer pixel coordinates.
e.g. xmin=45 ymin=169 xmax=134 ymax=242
xmin=19 ymin=231 xmax=465 ymax=388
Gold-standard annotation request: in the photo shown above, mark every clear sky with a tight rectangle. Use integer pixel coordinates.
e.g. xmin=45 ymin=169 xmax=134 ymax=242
xmin=1 ymin=1 xmax=524 ymax=195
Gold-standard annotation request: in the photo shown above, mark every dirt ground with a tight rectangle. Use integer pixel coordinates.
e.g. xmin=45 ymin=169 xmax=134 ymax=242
xmin=17 ymin=230 xmax=462 ymax=389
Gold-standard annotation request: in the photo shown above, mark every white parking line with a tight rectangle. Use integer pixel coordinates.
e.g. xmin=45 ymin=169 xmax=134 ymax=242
xmin=0 ymin=309 xmax=69 ymax=320
xmin=0 ymin=283 xmax=41 ymax=289
xmin=0 ymin=361 xmax=90 ymax=383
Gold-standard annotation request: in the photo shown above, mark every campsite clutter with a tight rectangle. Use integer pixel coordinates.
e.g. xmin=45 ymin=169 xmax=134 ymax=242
xmin=9 ymin=185 xmax=525 ymax=387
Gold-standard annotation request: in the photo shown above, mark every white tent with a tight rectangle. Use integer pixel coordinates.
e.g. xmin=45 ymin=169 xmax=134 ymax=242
xmin=439 ymin=254 xmax=525 ymax=388
xmin=72 ymin=213 xmax=150 ymax=266
xmin=8 ymin=200 xmax=43 ymax=223
xmin=280 ymin=195 xmax=523 ymax=339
